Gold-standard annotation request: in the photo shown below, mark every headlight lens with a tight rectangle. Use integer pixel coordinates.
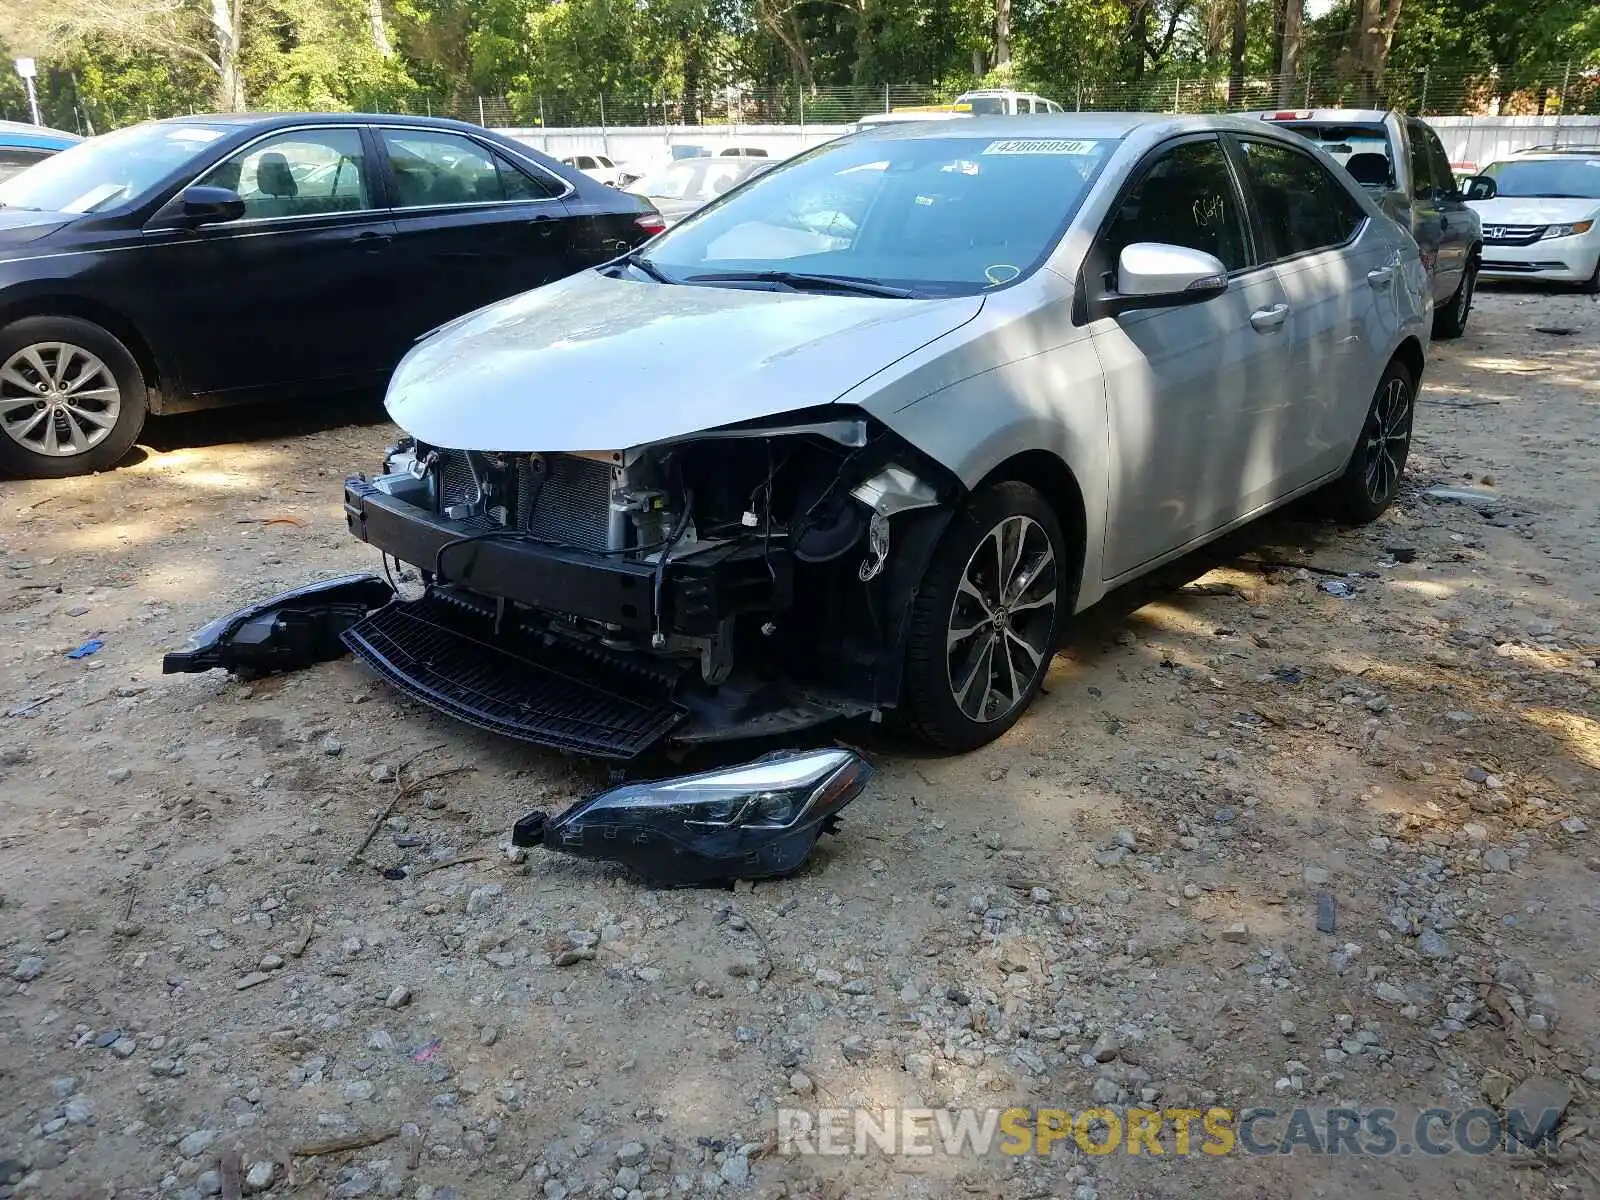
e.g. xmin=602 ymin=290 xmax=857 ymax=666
xmin=1543 ymin=220 xmax=1594 ymax=239
xmin=512 ymin=749 xmax=873 ymax=885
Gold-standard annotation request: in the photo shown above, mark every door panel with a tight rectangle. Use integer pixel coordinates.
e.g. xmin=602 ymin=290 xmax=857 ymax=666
xmin=376 ymin=127 xmax=578 ymax=344
xmin=1089 ymin=135 xmax=1296 ymax=580
xmin=139 ymin=125 xmax=397 ymax=397
xmin=1406 ymin=120 xmax=1458 ymax=302
xmin=1232 ymin=136 xmax=1389 ymax=490
xmin=1096 ymin=271 xmax=1293 ymax=578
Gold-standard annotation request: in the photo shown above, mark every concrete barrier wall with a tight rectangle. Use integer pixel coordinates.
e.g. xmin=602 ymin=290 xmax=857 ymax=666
xmin=1426 ymin=115 xmax=1600 ymax=171
xmin=498 ymin=115 xmax=1600 ymax=174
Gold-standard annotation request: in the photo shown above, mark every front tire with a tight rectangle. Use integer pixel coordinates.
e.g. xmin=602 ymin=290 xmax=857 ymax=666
xmin=901 ymin=481 xmax=1067 ymax=751
xmin=0 ymin=316 xmax=148 ymax=479
xmin=1432 ymin=260 xmax=1476 ymax=339
xmin=1323 ymin=358 xmax=1415 ymax=525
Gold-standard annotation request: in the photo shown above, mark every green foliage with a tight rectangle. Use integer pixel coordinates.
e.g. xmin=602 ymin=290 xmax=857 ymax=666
xmin=1 ymin=0 xmax=1597 ymax=129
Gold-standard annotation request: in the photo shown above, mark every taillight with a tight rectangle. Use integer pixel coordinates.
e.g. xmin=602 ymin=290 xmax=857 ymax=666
xmin=635 ymin=212 xmax=666 ymax=236
xmin=1263 ymin=110 xmax=1312 ymax=121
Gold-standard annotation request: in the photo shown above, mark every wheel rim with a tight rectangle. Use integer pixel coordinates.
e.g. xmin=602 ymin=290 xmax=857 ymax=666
xmin=0 ymin=342 xmax=122 ymax=458
xmin=1361 ymin=374 xmax=1412 ymax=505
xmin=945 ymin=514 xmax=1059 ymax=724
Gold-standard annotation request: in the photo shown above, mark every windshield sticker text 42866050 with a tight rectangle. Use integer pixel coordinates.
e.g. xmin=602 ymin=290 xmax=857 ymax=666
xmin=981 ymin=139 xmax=1099 ymax=156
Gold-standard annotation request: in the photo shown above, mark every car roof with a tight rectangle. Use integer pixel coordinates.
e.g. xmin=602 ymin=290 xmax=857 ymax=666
xmin=160 ymin=112 xmax=496 ymax=133
xmin=1238 ymin=109 xmax=1394 ymax=125
xmin=0 ymin=119 xmax=81 ymax=148
xmin=850 ymin=112 xmax=1278 ymax=141
xmin=1511 ymin=145 xmax=1600 ymax=156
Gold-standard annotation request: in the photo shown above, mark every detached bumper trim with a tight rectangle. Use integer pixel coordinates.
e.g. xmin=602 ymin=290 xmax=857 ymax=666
xmin=344 ymin=477 xmax=655 ymax=633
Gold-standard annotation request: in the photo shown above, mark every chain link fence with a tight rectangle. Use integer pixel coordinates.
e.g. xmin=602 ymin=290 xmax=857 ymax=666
xmin=18 ymin=64 xmax=1599 ymax=133
xmin=377 ymin=66 xmax=1600 ymax=131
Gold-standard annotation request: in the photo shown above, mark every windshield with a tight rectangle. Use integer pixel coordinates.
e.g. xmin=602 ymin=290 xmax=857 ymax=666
xmin=1481 ymin=157 xmax=1600 ymax=199
xmin=0 ymin=121 xmax=231 ymax=214
xmin=640 ymin=133 xmax=1116 ymax=297
xmin=963 ymin=97 xmax=1008 ymax=115
xmin=629 ymin=160 xmax=755 ymax=201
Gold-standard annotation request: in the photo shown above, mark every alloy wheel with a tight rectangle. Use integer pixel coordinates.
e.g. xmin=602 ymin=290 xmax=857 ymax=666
xmin=0 ymin=342 xmax=123 ymax=458
xmin=1362 ymin=373 xmax=1412 ymax=505
xmin=945 ymin=514 xmax=1059 ymax=723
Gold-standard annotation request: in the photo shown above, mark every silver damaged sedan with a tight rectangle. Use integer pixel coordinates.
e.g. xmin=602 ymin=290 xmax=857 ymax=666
xmin=343 ymin=114 xmax=1431 ymax=758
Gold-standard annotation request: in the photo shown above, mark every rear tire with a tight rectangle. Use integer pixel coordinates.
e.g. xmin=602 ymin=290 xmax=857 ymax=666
xmin=900 ymin=482 xmax=1067 ymax=751
xmin=1432 ymin=260 xmax=1476 ymax=339
xmin=0 ymin=316 xmax=148 ymax=479
xmin=1323 ymin=358 xmax=1415 ymax=525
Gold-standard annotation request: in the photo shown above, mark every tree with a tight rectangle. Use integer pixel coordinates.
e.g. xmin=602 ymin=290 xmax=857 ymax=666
xmin=0 ymin=0 xmax=246 ymax=109
xmin=1345 ymin=0 xmax=1404 ymax=103
xmin=1275 ymin=0 xmax=1302 ymax=102
xmin=1226 ymin=0 xmax=1246 ymax=104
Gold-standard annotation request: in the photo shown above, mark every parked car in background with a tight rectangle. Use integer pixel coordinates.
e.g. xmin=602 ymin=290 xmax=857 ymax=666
xmin=670 ymin=144 xmax=713 ymax=160
xmin=560 ymin=152 xmax=626 ymax=186
xmin=0 ymin=113 xmax=663 ymax=478
xmin=718 ymin=146 xmax=770 ymax=158
xmin=342 ymin=114 xmax=1428 ymax=759
xmin=1250 ymin=108 xmax=1482 ymax=337
xmin=1463 ymin=147 xmax=1600 ymax=292
xmin=955 ymin=89 xmax=1064 ymax=114
xmin=623 ymin=156 xmax=773 ymax=225
xmin=0 ymin=120 xmax=81 ymax=183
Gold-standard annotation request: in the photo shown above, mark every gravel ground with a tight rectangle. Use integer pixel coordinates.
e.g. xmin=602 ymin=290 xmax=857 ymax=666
xmin=1 ymin=285 xmax=1597 ymax=1200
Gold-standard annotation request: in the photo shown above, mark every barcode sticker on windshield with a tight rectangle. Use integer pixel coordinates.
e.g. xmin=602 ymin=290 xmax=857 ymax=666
xmin=982 ymin=139 xmax=1097 ymax=156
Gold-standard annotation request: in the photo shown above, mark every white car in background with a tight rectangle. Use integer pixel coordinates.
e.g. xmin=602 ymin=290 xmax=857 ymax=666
xmin=561 ymin=153 xmax=626 ymax=186
xmin=1465 ymin=147 xmax=1600 ymax=292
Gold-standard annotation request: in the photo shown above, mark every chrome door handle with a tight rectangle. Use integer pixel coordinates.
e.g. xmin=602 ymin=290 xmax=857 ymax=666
xmin=1249 ymin=303 xmax=1289 ymax=332
xmin=1367 ymin=266 xmax=1395 ymax=289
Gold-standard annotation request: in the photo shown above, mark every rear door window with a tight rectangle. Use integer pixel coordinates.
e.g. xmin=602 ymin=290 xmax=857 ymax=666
xmin=381 ymin=129 xmax=561 ymax=206
xmin=1406 ymin=121 xmax=1441 ymax=198
xmin=1236 ymin=138 xmax=1365 ymax=260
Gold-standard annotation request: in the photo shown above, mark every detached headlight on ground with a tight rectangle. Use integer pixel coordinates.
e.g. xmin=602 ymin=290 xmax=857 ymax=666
xmin=511 ymin=749 xmax=872 ymax=886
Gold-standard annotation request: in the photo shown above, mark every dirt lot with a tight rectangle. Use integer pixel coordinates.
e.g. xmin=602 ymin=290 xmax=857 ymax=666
xmin=2 ymin=286 xmax=1598 ymax=1200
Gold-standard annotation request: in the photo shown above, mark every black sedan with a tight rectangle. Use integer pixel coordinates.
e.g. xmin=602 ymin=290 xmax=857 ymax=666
xmin=0 ymin=113 xmax=663 ymax=478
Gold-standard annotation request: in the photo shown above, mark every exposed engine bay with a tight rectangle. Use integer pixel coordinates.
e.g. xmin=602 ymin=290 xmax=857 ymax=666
xmin=340 ymin=410 xmax=959 ymax=757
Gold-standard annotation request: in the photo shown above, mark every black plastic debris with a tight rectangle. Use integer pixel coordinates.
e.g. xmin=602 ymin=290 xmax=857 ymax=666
xmin=512 ymin=748 xmax=872 ymax=887
xmin=162 ymin=574 xmax=395 ymax=678
xmin=1316 ymin=893 xmax=1337 ymax=934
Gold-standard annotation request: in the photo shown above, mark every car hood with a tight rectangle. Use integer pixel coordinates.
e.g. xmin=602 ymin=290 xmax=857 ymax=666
xmin=1467 ymin=196 xmax=1600 ymax=225
xmin=0 ymin=208 xmax=74 ymax=246
xmin=386 ymin=269 xmax=984 ymax=452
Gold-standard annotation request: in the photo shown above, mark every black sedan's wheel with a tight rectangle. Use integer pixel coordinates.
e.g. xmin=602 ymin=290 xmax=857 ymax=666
xmin=1324 ymin=359 xmax=1415 ymax=525
xmin=1432 ymin=260 xmax=1476 ymax=339
xmin=0 ymin=317 xmax=148 ymax=478
xmin=901 ymin=481 xmax=1066 ymax=751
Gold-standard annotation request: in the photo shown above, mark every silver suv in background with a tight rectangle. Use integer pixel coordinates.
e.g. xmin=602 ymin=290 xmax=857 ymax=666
xmin=1249 ymin=109 xmax=1482 ymax=337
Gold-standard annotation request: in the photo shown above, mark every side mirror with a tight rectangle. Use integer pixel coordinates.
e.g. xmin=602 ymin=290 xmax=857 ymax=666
xmin=1462 ymin=174 xmax=1497 ymax=201
xmin=1102 ymin=243 xmax=1229 ymax=315
xmin=180 ymin=185 xmax=246 ymax=226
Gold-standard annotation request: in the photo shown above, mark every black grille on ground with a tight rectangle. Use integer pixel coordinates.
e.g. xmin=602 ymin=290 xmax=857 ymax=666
xmin=342 ymin=595 xmax=685 ymax=758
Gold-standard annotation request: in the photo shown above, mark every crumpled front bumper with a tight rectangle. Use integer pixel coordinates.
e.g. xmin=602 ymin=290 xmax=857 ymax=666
xmin=343 ymin=476 xmax=658 ymax=632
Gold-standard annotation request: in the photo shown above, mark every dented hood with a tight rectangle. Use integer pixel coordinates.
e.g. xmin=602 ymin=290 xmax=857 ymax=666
xmin=385 ymin=269 xmax=984 ymax=452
